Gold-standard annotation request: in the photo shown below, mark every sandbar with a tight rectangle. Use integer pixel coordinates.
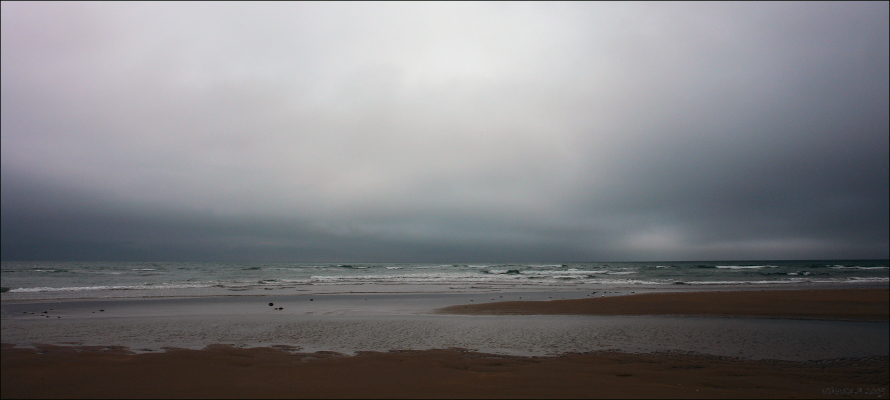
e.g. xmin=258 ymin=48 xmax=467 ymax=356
xmin=437 ymin=288 xmax=889 ymax=320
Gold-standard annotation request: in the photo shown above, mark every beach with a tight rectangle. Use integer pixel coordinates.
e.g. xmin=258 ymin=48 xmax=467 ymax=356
xmin=2 ymin=287 xmax=887 ymax=398
xmin=3 ymin=344 xmax=887 ymax=399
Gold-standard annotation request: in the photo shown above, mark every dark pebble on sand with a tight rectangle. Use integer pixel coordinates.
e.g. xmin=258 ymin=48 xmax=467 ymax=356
xmin=310 ymin=299 xmax=313 ymax=301
xmin=269 ymin=303 xmax=274 ymax=306
xmin=100 ymin=310 xmax=104 ymax=312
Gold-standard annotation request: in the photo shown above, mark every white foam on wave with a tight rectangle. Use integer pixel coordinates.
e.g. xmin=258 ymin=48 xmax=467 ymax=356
xmin=715 ymin=265 xmax=778 ymax=270
xmin=79 ymin=270 xmax=124 ymax=275
xmin=842 ymin=277 xmax=889 ymax=282
xmin=485 ymin=269 xmax=520 ymax=274
xmin=309 ymin=272 xmax=498 ymax=285
xmin=585 ymin=278 xmax=665 ymax=285
xmin=9 ymin=282 xmax=217 ymax=293
xmin=521 ymin=269 xmax=605 ymax=276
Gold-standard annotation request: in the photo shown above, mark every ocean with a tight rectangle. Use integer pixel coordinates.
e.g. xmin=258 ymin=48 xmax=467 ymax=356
xmin=2 ymin=259 xmax=888 ymax=359
xmin=3 ymin=259 xmax=887 ymax=301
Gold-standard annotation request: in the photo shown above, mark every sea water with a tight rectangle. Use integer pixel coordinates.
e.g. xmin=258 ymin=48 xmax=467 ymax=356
xmin=2 ymin=259 xmax=887 ymax=301
xmin=3 ymin=260 xmax=888 ymax=359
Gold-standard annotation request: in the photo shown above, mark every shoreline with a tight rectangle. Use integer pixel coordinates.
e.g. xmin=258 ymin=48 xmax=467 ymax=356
xmin=3 ymin=288 xmax=888 ymax=398
xmin=3 ymin=279 xmax=887 ymax=303
xmin=3 ymin=288 xmax=888 ymax=357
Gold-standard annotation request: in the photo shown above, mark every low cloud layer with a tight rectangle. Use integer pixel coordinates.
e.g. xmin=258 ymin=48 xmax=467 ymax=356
xmin=2 ymin=2 xmax=887 ymax=262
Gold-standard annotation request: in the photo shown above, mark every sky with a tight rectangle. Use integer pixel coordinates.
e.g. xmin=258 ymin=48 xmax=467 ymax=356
xmin=2 ymin=2 xmax=888 ymax=262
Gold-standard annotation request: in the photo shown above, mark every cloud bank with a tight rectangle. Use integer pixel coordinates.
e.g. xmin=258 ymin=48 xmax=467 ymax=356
xmin=2 ymin=2 xmax=887 ymax=261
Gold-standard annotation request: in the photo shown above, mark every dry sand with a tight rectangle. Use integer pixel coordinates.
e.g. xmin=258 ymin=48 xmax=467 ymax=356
xmin=2 ymin=288 xmax=888 ymax=398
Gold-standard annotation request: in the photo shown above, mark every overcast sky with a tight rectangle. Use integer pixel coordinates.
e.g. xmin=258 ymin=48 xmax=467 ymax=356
xmin=2 ymin=2 xmax=888 ymax=262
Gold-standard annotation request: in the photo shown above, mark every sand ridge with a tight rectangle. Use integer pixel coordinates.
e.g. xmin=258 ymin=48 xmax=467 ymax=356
xmin=437 ymin=288 xmax=890 ymax=320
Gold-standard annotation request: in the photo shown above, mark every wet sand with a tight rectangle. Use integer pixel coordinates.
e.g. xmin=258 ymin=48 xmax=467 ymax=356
xmin=2 ymin=288 xmax=888 ymax=398
xmin=2 ymin=343 xmax=887 ymax=399
xmin=438 ymin=288 xmax=890 ymax=320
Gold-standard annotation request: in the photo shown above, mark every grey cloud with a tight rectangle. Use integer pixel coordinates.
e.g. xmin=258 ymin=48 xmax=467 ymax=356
xmin=2 ymin=2 xmax=887 ymax=261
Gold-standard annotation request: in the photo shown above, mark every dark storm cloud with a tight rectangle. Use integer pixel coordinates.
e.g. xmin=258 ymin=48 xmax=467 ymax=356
xmin=2 ymin=2 xmax=887 ymax=261
xmin=1 ymin=171 xmax=591 ymax=262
